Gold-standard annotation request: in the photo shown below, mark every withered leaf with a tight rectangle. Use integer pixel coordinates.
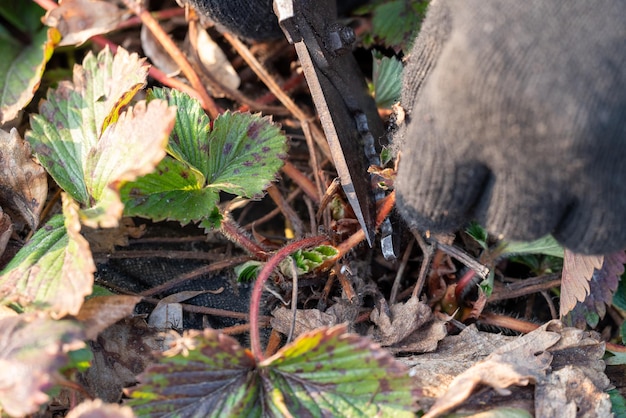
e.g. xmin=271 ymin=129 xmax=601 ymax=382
xmin=147 ymin=290 xmax=209 ymax=331
xmin=535 ymin=366 xmax=612 ymax=418
xmin=43 ymin=0 xmax=126 ymax=47
xmin=0 ymin=314 xmax=84 ymax=417
xmin=567 ymin=250 xmax=626 ymax=328
xmin=0 ymin=128 xmax=47 ymax=231
xmin=560 ymin=250 xmax=604 ymax=316
xmin=0 ymin=209 xmax=11 ymax=258
xmin=76 ymin=295 xmax=142 ymax=340
xmin=271 ymin=307 xmax=339 ymax=338
xmin=369 ymin=296 xmax=446 ymax=354
xmin=423 ymin=323 xmax=559 ymax=418
xmin=78 ymin=317 xmax=165 ymax=402
xmin=66 ymin=399 xmax=135 ymax=418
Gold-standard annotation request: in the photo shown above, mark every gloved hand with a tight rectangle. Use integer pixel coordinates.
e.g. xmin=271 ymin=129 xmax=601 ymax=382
xmin=180 ymin=0 xmax=626 ymax=254
xmin=395 ymin=0 xmax=626 ymax=254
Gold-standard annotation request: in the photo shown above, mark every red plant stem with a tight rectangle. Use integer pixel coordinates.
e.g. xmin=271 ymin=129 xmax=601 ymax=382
xmin=249 ymin=235 xmax=328 ymax=361
xmin=220 ymin=217 xmax=269 ymax=260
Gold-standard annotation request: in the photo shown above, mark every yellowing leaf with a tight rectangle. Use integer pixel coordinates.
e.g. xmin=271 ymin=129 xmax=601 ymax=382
xmin=82 ymin=100 xmax=175 ymax=228
xmin=27 ymin=47 xmax=149 ymax=205
xmin=0 ymin=314 xmax=84 ymax=417
xmin=0 ymin=194 xmax=95 ymax=318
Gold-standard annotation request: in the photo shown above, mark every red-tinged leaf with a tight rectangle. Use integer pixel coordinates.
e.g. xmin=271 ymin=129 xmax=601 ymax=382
xmin=0 ymin=128 xmax=48 ymax=231
xmin=128 ymin=326 xmax=419 ymax=417
xmin=566 ymin=250 xmax=626 ymax=328
xmin=0 ymin=194 xmax=96 ymax=318
xmin=0 ymin=314 xmax=84 ymax=417
xmin=0 ymin=1 xmax=59 ymax=125
xmin=560 ymin=250 xmax=604 ymax=317
xmin=27 ymin=47 xmax=148 ymax=205
xmin=76 ymin=295 xmax=142 ymax=340
xmin=127 ymin=328 xmax=262 ymax=418
xmin=67 ymin=399 xmax=135 ymax=418
xmin=82 ymin=100 xmax=175 ymax=228
xmin=43 ymin=0 xmax=125 ymax=47
xmin=261 ymin=325 xmax=420 ymax=417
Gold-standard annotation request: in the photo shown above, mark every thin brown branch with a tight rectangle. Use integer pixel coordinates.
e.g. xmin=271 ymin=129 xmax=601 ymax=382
xmin=266 ymin=185 xmax=305 ymax=238
xmin=121 ymin=0 xmax=221 ymax=118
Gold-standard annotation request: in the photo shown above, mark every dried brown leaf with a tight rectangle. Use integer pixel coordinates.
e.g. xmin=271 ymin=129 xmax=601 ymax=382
xmin=195 ymin=29 xmax=240 ymax=93
xmin=0 ymin=128 xmax=47 ymax=230
xmin=66 ymin=399 xmax=134 ymax=418
xmin=0 ymin=314 xmax=84 ymax=417
xmin=271 ymin=307 xmax=339 ymax=338
xmin=43 ymin=0 xmax=126 ymax=47
xmin=369 ymin=296 xmax=446 ymax=354
xmin=560 ymin=250 xmax=603 ymax=316
xmin=0 ymin=209 xmax=11 ymax=258
xmin=76 ymin=295 xmax=142 ymax=340
xmin=423 ymin=323 xmax=559 ymax=418
xmin=78 ymin=317 xmax=166 ymax=402
xmin=82 ymin=217 xmax=146 ymax=253
xmin=140 ymin=24 xmax=180 ymax=76
xmin=545 ymin=321 xmax=609 ymax=390
xmin=535 ymin=366 xmax=612 ymax=418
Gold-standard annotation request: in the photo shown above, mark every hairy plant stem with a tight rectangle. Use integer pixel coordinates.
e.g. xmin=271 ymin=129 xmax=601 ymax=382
xmin=220 ymin=217 xmax=269 ymax=260
xmin=250 ymin=235 xmax=328 ymax=361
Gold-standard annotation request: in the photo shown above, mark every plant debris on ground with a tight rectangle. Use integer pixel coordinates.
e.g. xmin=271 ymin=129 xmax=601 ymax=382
xmin=0 ymin=0 xmax=625 ymax=417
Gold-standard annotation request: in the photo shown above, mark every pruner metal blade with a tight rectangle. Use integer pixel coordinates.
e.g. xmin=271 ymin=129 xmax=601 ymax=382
xmin=273 ymin=0 xmax=385 ymax=247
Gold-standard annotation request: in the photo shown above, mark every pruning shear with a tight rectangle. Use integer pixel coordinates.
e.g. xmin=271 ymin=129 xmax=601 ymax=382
xmin=274 ymin=0 xmax=396 ymax=258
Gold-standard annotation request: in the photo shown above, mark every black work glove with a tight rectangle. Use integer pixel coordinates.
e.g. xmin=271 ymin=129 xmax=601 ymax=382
xmin=395 ymin=0 xmax=626 ymax=254
xmin=179 ymin=0 xmax=367 ymax=39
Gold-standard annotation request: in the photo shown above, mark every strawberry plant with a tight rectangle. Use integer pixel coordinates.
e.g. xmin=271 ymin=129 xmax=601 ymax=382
xmin=0 ymin=44 xmax=419 ymax=416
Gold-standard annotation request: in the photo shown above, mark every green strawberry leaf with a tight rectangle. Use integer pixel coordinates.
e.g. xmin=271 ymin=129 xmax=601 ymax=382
xmin=372 ymin=51 xmax=403 ymax=109
xmin=127 ymin=328 xmax=262 ymax=417
xmin=0 ymin=194 xmax=95 ymax=318
xmin=205 ymin=111 xmax=287 ymax=197
xmin=121 ymin=157 xmax=218 ymax=224
xmin=279 ymin=245 xmax=339 ymax=276
xmin=121 ymin=90 xmax=288 ymax=224
xmin=0 ymin=2 xmax=59 ymax=125
xmin=499 ymin=235 xmax=564 ymax=259
xmin=128 ymin=325 xmax=419 ymax=417
xmin=261 ymin=325 xmax=419 ymax=417
xmin=149 ymin=87 xmax=212 ymax=178
xmin=370 ymin=0 xmax=427 ymax=51
xmin=234 ymin=260 xmax=263 ymax=282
